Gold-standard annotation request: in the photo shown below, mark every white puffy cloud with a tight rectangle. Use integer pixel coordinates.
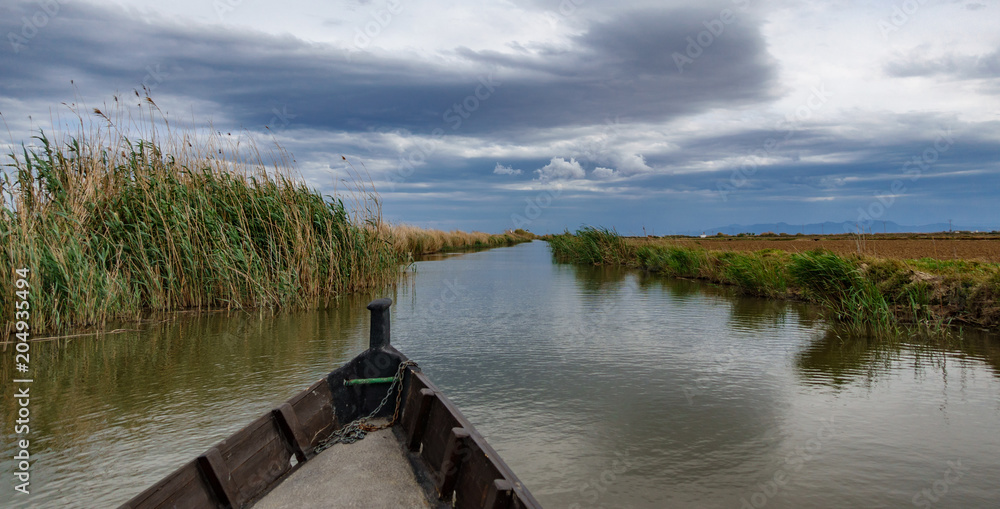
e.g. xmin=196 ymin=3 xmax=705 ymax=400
xmin=611 ymin=153 xmax=653 ymax=175
xmin=535 ymin=157 xmax=586 ymax=180
xmin=592 ymin=167 xmax=618 ymax=179
xmin=493 ymin=163 xmax=523 ymax=175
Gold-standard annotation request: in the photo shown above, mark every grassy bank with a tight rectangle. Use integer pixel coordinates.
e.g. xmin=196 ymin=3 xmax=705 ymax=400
xmin=1 ymin=98 xmax=529 ymax=335
xmin=549 ymin=228 xmax=1000 ymax=335
xmin=629 ymin=232 xmax=1000 ymax=263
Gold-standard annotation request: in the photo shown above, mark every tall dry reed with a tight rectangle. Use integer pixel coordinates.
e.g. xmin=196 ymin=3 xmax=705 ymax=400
xmin=385 ymin=224 xmax=534 ymax=256
xmin=1 ymin=95 xmax=399 ymax=334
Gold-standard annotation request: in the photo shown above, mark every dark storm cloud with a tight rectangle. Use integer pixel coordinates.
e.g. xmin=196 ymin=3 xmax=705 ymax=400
xmin=4 ymin=0 xmax=997 ymax=233
xmin=0 ymin=1 xmax=777 ymax=135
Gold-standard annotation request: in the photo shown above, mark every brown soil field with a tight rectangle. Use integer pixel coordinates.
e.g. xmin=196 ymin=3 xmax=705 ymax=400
xmin=631 ymin=234 xmax=1000 ymax=263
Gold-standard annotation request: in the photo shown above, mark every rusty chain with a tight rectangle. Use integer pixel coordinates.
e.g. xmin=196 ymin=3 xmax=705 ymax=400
xmin=314 ymin=360 xmax=416 ymax=453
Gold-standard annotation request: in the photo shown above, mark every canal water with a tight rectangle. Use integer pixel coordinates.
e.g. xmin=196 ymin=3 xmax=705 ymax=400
xmin=2 ymin=240 xmax=999 ymax=508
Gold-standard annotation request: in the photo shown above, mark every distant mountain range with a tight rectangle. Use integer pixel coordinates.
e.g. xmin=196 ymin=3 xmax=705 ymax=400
xmin=678 ymin=221 xmax=998 ymax=236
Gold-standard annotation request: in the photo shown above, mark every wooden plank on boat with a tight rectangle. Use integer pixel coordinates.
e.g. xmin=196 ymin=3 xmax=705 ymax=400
xmin=484 ymin=479 xmax=514 ymax=509
xmin=403 ymin=387 xmax=438 ymax=451
xmin=401 ymin=369 xmax=542 ymax=508
xmin=438 ymin=426 xmax=472 ymax=498
xmin=215 ymin=413 xmax=294 ymax=504
xmin=453 ymin=441 xmax=509 ymax=509
xmin=120 ymin=460 xmax=220 ymax=509
xmin=197 ymin=448 xmax=241 ymax=507
xmin=285 ymin=378 xmax=337 ymax=453
xmin=420 ymin=392 xmax=461 ymax=477
xmin=272 ymin=403 xmax=310 ymax=461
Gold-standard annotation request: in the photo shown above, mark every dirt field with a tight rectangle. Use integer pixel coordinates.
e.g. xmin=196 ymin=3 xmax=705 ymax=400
xmin=632 ymin=234 xmax=1000 ymax=263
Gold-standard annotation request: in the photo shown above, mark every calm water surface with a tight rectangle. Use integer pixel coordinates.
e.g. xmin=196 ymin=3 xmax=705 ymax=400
xmin=2 ymin=241 xmax=999 ymax=508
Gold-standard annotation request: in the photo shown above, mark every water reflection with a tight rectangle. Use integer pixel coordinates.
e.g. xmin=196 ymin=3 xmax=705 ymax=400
xmin=1 ymin=241 xmax=998 ymax=508
xmin=0 ymin=293 xmax=382 ymax=508
xmin=635 ymin=272 xmax=708 ymax=301
xmin=797 ymin=328 xmax=1000 ymax=389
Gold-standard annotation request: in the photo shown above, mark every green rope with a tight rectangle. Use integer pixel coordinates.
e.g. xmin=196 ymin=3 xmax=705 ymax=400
xmin=344 ymin=377 xmax=395 ymax=386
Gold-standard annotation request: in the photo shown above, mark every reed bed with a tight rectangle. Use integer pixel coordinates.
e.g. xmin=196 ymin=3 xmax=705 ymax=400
xmin=386 ymin=224 xmax=534 ymax=256
xmin=1 ymin=97 xmax=398 ymax=334
xmin=548 ymin=228 xmax=1000 ymax=335
xmin=0 ymin=96 xmax=524 ymax=336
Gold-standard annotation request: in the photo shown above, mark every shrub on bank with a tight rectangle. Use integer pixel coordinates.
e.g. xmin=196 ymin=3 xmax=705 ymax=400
xmin=548 ymin=228 xmax=1000 ymax=333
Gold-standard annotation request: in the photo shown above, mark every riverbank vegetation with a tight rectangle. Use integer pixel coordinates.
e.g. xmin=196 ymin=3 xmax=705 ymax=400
xmin=0 ymin=97 xmax=531 ymax=335
xmin=387 ymin=225 xmax=534 ymax=256
xmin=630 ymin=232 xmax=1000 ymax=263
xmin=548 ymin=228 xmax=1000 ymax=335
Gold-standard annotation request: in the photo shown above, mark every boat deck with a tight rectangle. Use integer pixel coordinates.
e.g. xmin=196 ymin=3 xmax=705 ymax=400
xmin=253 ymin=424 xmax=430 ymax=509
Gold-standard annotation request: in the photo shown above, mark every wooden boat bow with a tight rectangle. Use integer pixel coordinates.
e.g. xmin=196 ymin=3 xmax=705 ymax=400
xmin=120 ymin=299 xmax=541 ymax=509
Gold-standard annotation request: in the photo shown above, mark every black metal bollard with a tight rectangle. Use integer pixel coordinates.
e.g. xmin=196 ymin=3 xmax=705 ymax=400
xmin=367 ymin=298 xmax=392 ymax=349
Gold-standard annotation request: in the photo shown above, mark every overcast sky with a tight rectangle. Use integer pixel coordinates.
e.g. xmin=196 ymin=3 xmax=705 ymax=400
xmin=2 ymin=0 xmax=997 ymax=234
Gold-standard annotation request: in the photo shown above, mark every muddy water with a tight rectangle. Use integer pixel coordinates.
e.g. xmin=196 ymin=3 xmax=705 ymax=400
xmin=2 ymin=240 xmax=999 ymax=508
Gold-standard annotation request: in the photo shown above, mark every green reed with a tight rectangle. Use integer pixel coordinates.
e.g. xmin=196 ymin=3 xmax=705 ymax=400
xmin=1 ymin=98 xmax=400 ymax=335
